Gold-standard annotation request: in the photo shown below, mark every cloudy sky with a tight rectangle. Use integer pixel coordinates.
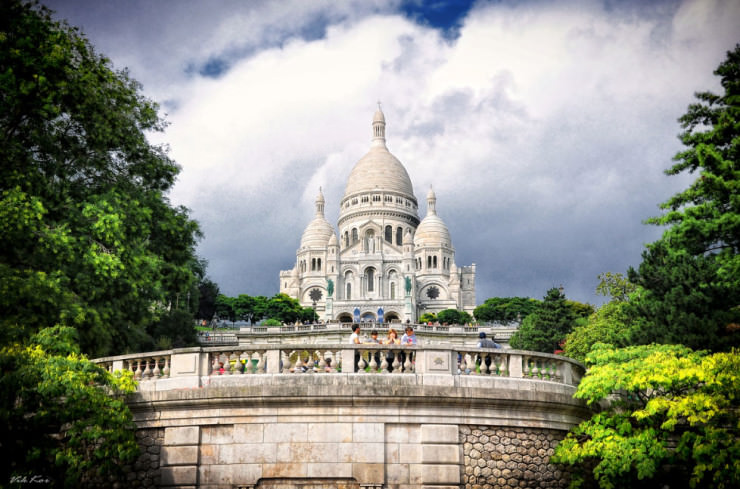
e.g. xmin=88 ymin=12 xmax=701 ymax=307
xmin=44 ymin=0 xmax=739 ymax=305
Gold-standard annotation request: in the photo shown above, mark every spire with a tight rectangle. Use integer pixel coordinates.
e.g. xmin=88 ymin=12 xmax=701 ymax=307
xmin=315 ymin=187 xmax=325 ymax=216
xmin=372 ymin=102 xmax=386 ymax=146
xmin=426 ymin=185 xmax=437 ymax=215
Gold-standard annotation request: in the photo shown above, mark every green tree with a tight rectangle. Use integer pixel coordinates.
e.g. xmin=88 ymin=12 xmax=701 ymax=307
xmin=265 ymin=293 xmax=304 ymax=324
xmin=0 ymin=326 xmax=139 ymax=487
xmin=566 ymin=300 xmax=595 ymax=319
xmin=197 ymin=277 xmax=220 ymax=321
xmin=0 ymin=1 xmax=201 ymax=356
xmin=628 ymin=45 xmax=740 ymax=352
xmin=563 ymin=273 xmax=636 ymax=362
xmin=509 ymin=288 xmax=577 ymax=353
xmin=552 ymin=344 xmax=740 ymax=489
xmin=233 ymin=294 xmax=256 ymax=323
xmin=436 ymin=309 xmax=472 ymax=325
xmin=473 ymin=297 xmax=540 ymax=323
xmin=419 ymin=312 xmax=437 ymax=323
xmin=214 ymin=294 xmax=236 ymax=323
xmin=596 ymin=272 xmax=637 ymax=303
xmin=563 ymin=302 xmax=632 ymax=363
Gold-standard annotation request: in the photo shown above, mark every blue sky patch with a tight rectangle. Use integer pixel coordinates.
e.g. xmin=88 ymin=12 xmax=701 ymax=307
xmin=400 ymin=0 xmax=477 ymax=40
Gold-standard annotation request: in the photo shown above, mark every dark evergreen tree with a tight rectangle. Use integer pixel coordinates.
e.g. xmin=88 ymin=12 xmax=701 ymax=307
xmin=509 ymin=288 xmax=578 ymax=353
xmin=628 ymin=44 xmax=740 ymax=352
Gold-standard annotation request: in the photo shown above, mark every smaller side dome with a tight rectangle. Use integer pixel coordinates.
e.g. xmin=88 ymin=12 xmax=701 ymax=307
xmin=300 ymin=188 xmax=334 ymax=248
xmin=415 ymin=186 xmax=452 ymax=248
xmin=403 ymin=229 xmax=414 ymax=245
xmin=328 ymin=233 xmax=338 ymax=246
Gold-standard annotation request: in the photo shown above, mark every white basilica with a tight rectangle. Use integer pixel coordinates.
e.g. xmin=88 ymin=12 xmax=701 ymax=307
xmin=279 ymin=108 xmax=476 ymax=323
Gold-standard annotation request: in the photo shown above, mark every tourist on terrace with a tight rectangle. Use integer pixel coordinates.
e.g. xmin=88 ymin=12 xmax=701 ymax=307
xmin=349 ymin=324 xmax=361 ymax=371
xmin=384 ymin=328 xmax=401 ymax=345
xmin=476 ymin=332 xmax=501 ymax=371
xmin=384 ymin=328 xmax=401 ymax=372
xmin=367 ymin=330 xmax=380 ymax=367
xmin=399 ymin=326 xmax=417 ymax=370
xmin=349 ymin=324 xmax=361 ymax=344
xmin=401 ymin=326 xmax=417 ymax=345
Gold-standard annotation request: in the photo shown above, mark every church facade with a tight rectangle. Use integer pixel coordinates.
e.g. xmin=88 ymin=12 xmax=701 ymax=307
xmin=279 ymin=108 xmax=476 ymax=323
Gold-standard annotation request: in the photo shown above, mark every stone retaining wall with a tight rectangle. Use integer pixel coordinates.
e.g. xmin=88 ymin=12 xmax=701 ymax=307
xmin=110 ymin=372 xmax=589 ymax=489
xmin=461 ymin=426 xmax=570 ymax=489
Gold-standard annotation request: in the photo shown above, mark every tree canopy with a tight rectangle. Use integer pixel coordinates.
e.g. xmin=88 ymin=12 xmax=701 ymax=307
xmin=213 ymin=293 xmax=317 ymax=325
xmin=473 ymin=296 xmax=541 ymax=323
xmin=628 ymin=44 xmax=740 ymax=352
xmin=509 ymin=287 xmax=580 ymax=353
xmin=552 ymin=344 xmax=740 ymax=489
xmin=0 ymin=326 xmax=139 ymax=487
xmin=563 ymin=273 xmax=635 ymax=363
xmin=435 ymin=308 xmax=473 ymax=325
xmin=0 ymin=0 xmax=201 ymax=357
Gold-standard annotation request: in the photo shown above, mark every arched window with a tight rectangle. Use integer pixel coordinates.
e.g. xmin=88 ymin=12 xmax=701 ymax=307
xmin=427 ymin=256 xmax=432 ymax=269
xmin=344 ymin=231 xmax=349 ymax=247
xmin=311 ymin=258 xmax=316 ymax=271
xmin=385 ymin=225 xmax=392 ymax=243
xmin=390 ymin=282 xmax=396 ymax=299
xmin=366 ymin=267 xmax=375 ymax=292
xmin=345 ymin=271 xmax=353 ymax=300
xmin=352 ymin=228 xmax=358 ymax=244
xmin=317 ymin=258 xmax=321 ymax=271
xmin=396 ymin=227 xmax=403 ymax=245
xmin=433 ymin=256 xmax=438 ymax=268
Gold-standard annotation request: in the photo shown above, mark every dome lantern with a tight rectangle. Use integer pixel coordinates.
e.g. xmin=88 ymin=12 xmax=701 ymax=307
xmin=372 ymin=102 xmax=386 ymax=146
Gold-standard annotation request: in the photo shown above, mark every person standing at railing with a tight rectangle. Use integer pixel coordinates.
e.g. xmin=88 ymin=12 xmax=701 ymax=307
xmin=367 ymin=330 xmax=380 ymax=367
xmin=399 ymin=326 xmax=418 ymax=369
xmin=384 ymin=328 xmax=401 ymax=371
xmin=476 ymin=332 xmax=501 ymax=371
xmin=401 ymin=326 xmax=417 ymax=345
xmin=350 ymin=324 xmax=361 ymax=371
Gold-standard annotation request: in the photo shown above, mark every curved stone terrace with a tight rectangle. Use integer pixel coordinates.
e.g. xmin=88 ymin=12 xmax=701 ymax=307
xmin=93 ymin=345 xmax=588 ymax=488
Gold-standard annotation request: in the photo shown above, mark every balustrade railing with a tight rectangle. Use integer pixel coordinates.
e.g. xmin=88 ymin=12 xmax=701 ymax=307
xmin=94 ymin=350 xmax=172 ymax=381
xmin=92 ymin=345 xmax=583 ymax=390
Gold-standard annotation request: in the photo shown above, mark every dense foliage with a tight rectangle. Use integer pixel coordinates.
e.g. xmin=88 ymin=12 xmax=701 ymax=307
xmin=214 ymin=293 xmax=317 ymax=324
xmin=0 ymin=2 xmax=204 ymax=485
xmin=473 ymin=296 xmax=541 ymax=323
xmin=563 ymin=273 xmax=635 ymax=363
xmin=552 ymin=344 xmax=740 ymax=489
xmin=628 ymin=44 xmax=740 ymax=352
xmin=435 ymin=308 xmax=473 ymax=325
xmin=0 ymin=326 xmax=139 ymax=487
xmin=509 ymin=288 xmax=581 ymax=353
xmin=0 ymin=0 xmax=201 ymax=357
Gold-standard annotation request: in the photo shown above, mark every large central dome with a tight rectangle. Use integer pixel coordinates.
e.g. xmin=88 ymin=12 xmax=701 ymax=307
xmin=342 ymin=108 xmax=415 ymax=200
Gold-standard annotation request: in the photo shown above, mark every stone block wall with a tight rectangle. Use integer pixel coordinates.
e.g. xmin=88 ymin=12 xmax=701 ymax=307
xmin=460 ymin=426 xmax=570 ymax=489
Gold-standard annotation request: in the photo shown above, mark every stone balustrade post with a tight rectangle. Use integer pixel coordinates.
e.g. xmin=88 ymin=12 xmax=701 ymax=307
xmin=508 ymin=353 xmax=523 ymax=378
xmin=415 ymin=348 xmax=455 ymax=375
xmin=561 ymin=361 xmax=573 ymax=385
xmin=112 ymin=359 xmax=125 ymax=371
xmin=265 ymin=348 xmax=281 ymax=374
xmin=341 ymin=347 xmax=356 ymax=373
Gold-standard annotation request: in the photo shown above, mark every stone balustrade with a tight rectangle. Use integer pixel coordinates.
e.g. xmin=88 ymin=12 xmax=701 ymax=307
xmin=93 ymin=344 xmax=583 ymax=391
